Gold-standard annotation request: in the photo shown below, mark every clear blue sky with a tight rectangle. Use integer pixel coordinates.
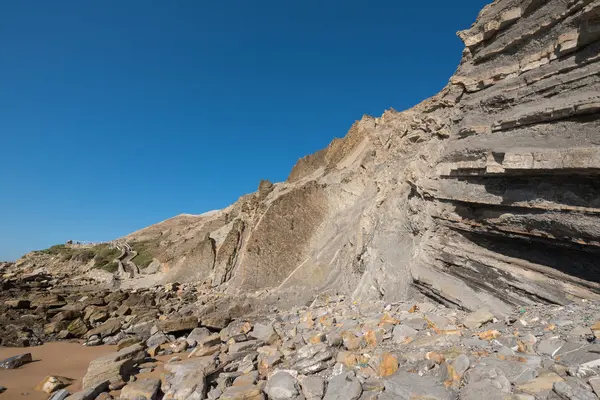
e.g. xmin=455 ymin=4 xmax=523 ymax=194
xmin=0 ymin=0 xmax=489 ymax=260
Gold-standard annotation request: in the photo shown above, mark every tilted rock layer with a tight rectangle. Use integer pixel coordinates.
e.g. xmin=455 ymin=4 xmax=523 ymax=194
xmin=11 ymin=0 xmax=600 ymax=314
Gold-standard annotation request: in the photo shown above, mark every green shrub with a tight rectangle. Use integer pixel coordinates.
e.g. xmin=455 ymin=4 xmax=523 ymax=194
xmin=130 ymin=241 xmax=156 ymax=268
xmin=38 ymin=244 xmax=68 ymax=255
xmin=93 ymin=244 xmax=121 ymax=271
xmin=101 ymin=261 xmax=119 ymax=273
xmin=70 ymin=249 xmax=96 ymax=263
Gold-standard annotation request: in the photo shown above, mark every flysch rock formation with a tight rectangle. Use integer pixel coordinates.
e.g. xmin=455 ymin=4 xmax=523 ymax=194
xmin=7 ymin=0 xmax=600 ymax=316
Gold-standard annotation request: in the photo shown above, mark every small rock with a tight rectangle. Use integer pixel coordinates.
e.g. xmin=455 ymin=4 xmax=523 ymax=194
xmin=48 ymin=389 xmax=70 ymax=400
xmin=553 ymin=379 xmax=598 ymax=400
xmin=67 ymin=318 xmax=89 ymax=337
xmin=230 ymin=340 xmax=262 ymax=353
xmin=382 ymin=372 xmax=454 ymax=400
xmin=373 ymin=353 xmax=399 ymax=377
xmin=219 ymin=384 xmax=264 ymax=400
xmin=187 ymin=327 xmax=212 ymax=347
xmin=157 ymin=316 xmax=198 ymax=334
xmin=591 ymin=321 xmax=600 ymax=339
xmin=264 ymin=371 xmax=300 ymax=400
xmin=146 ymin=331 xmax=169 ymax=348
xmin=462 ymin=309 xmax=495 ymax=329
xmin=0 ymin=353 xmax=33 ymax=369
xmin=68 ymin=380 xmax=110 ymax=400
xmin=323 ymin=370 xmax=362 ymax=400
xmin=516 ymin=372 xmax=564 ymax=396
xmin=392 ymin=325 xmax=418 ymax=343
xmin=402 ymin=318 xmax=428 ymax=331
xmin=538 ymin=338 xmax=565 ymax=356
xmin=120 ymin=378 xmax=161 ymax=400
xmin=36 ymin=376 xmax=75 ymax=394
xmin=202 ymin=313 xmax=232 ymax=330
xmin=249 ymin=323 xmax=280 ymax=344
xmin=299 ymin=376 xmax=325 ymax=400
xmin=0 ymin=386 xmax=6 ymax=394
xmin=453 ymin=354 xmax=470 ymax=376
xmin=170 ymin=340 xmax=188 ymax=353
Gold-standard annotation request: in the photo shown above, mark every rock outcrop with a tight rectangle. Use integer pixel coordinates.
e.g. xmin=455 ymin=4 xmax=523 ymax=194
xmin=6 ymin=0 xmax=600 ymax=315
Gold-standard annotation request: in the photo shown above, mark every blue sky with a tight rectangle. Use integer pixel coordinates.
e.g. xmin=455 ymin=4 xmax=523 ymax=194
xmin=0 ymin=0 xmax=489 ymax=260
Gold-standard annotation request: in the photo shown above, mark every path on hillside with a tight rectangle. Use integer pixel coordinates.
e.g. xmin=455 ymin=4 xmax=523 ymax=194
xmin=114 ymin=242 xmax=139 ymax=279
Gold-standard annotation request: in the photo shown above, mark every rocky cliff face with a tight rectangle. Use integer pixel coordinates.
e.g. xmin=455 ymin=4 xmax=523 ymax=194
xmin=11 ymin=0 xmax=600 ymax=315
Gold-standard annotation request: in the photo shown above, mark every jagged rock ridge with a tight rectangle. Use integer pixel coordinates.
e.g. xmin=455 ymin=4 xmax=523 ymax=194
xmin=10 ymin=0 xmax=600 ymax=314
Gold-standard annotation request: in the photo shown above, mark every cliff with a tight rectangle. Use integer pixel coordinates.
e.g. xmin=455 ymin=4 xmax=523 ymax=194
xmin=11 ymin=0 xmax=600 ymax=315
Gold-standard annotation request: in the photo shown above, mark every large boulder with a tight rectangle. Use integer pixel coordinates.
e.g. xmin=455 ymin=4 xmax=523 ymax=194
xmin=82 ymin=344 xmax=146 ymax=389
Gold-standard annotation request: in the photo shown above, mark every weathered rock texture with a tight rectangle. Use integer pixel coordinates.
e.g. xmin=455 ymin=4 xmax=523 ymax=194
xmin=8 ymin=0 xmax=600 ymax=314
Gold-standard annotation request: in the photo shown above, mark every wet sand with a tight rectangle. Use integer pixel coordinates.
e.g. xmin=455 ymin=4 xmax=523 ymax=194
xmin=0 ymin=342 xmax=116 ymax=400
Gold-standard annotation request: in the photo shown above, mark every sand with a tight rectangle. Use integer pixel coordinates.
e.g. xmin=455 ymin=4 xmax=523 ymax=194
xmin=0 ymin=342 xmax=116 ymax=400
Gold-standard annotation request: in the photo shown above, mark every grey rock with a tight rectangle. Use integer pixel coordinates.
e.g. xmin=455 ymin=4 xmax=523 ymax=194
xmin=82 ymin=344 xmax=146 ymax=390
xmin=249 ymin=322 xmax=280 ymax=344
xmin=0 ymin=353 xmax=32 ymax=369
xmin=120 ymin=378 xmax=161 ymax=400
xmin=453 ymin=354 xmax=470 ymax=376
xmin=358 ymin=392 xmax=379 ymax=400
xmin=292 ymin=344 xmax=335 ymax=375
xmin=402 ymin=318 xmax=428 ymax=331
xmin=265 ymin=371 xmax=300 ymax=400
xmin=462 ymin=309 xmax=495 ymax=329
xmin=146 ymin=331 xmax=169 ymax=348
xmin=68 ymin=380 xmax=110 ymax=400
xmin=539 ymin=339 xmax=566 ymax=356
xmin=380 ymin=372 xmax=453 ymax=400
xmin=462 ymin=338 xmax=492 ymax=348
xmin=186 ymin=327 xmax=211 ymax=347
xmin=553 ymin=379 xmax=598 ymax=400
xmin=427 ymin=315 xmax=452 ymax=329
xmin=48 ymin=389 xmax=70 ymax=400
xmin=554 ymin=343 xmax=600 ymax=368
xmin=0 ymin=386 xmax=6 ymax=394
xmin=474 ymin=357 xmax=538 ymax=385
xmin=161 ymin=356 xmax=216 ymax=400
xmin=461 ymin=365 xmax=511 ymax=400
xmin=589 ymin=378 xmax=600 ymax=397
xmin=392 ymin=325 xmax=418 ymax=343
xmin=229 ymin=339 xmax=262 ymax=353
xmin=323 ymin=371 xmax=362 ymax=400
xmin=300 ymin=376 xmax=325 ymax=400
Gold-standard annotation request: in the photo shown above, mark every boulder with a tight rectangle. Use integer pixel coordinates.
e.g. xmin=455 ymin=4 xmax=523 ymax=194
xmin=0 ymin=353 xmax=32 ymax=369
xmin=120 ymin=378 xmax=161 ymax=400
xmin=48 ymin=389 xmax=70 ymax=400
xmin=82 ymin=344 xmax=146 ymax=389
xmin=85 ymin=318 xmax=122 ymax=339
xmin=381 ymin=372 xmax=454 ymax=400
xmin=299 ymin=376 xmax=325 ymax=400
xmin=462 ymin=309 xmax=495 ymax=330
xmin=69 ymin=381 xmax=110 ymax=400
xmin=323 ymin=370 xmax=362 ymax=400
xmin=157 ymin=316 xmax=198 ymax=334
xmin=36 ymin=376 xmax=75 ymax=394
xmin=219 ymin=384 xmax=264 ymax=400
xmin=67 ymin=318 xmax=89 ymax=337
xmin=264 ymin=371 xmax=300 ymax=400
xmin=161 ymin=356 xmax=217 ymax=400
xmin=249 ymin=323 xmax=280 ymax=344
xmin=187 ymin=327 xmax=212 ymax=346
xmin=202 ymin=313 xmax=232 ymax=330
